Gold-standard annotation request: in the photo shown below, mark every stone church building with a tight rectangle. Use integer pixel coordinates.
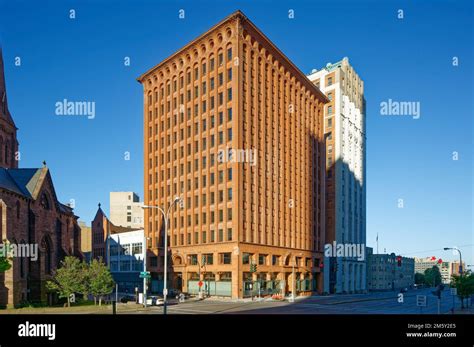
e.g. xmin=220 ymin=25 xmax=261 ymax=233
xmin=0 ymin=48 xmax=82 ymax=308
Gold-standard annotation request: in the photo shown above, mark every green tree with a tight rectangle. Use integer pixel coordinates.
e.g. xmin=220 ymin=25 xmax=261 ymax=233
xmin=79 ymin=261 xmax=91 ymax=301
xmin=88 ymin=258 xmax=115 ymax=306
xmin=450 ymin=274 xmax=474 ymax=309
xmin=424 ymin=266 xmax=442 ymax=287
xmin=414 ymin=273 xmax=425 ymax=285
xmin=46 ymin=256 xmax=84 ymax=307
xmin=0 ymin=240 xmax=12 ymax=272
xmin=0 ymin=256 xmax=11 ymax=272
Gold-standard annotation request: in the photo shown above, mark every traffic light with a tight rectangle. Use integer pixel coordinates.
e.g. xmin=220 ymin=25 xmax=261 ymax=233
xmin=250 ymin=263 xmax=257 ymax=273
xmin=397 ymin=256 xmax=402 ymax=267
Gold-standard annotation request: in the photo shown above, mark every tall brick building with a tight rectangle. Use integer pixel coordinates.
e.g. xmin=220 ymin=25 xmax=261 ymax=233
xmin=0 ymin=47 xmax=82 ymax=308
xmin=138 ymin=11 xmax=328 ymax=299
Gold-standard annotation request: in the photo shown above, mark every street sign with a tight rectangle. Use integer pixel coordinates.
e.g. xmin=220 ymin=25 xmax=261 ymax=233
xmin=416 ymin=295 xmax=427 ymax=307
xmin=198 ymin=281 xmax=203 ymax=287
xmin=139 ymin=271 xmax=151 ymax=279
xmin=450 ymin=288 xmax=457 ymax=296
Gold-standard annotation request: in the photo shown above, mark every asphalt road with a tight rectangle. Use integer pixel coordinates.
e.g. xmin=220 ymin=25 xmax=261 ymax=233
xmin=121 ymin=288 xmax=473 ymax=315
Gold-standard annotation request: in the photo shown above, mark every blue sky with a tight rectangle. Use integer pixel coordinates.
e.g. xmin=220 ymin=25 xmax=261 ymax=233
xmin=0 ymin=0 xmax=472 ymax=265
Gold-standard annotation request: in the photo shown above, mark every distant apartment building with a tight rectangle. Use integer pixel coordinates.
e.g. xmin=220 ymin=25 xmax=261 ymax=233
xmin=414 ymin=257 xmax=465 ymax=284
xmin=79 ymin=221 xmax=92 ymax=263
xmin=109 ymin=192 xmax=144 ymax=228
xmin=366 ymin=248 xmax=414 ymax=291
xmin=137 ymin=10 xmax=328 ymax=299
xmin=308 ymin=58 xmax=367 ymax=294
xmin=108 ymin=229 xmax=145 ymax=295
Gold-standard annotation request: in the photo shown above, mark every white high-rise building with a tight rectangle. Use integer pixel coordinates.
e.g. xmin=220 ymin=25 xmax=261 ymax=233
xmin=308 ymin=57 xmax=367 ymax=294
xmin=110 ymin=192 xmax=144 ymax=228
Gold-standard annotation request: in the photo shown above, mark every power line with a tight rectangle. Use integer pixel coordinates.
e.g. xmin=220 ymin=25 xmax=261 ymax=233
xmin=399 ymin=244 xmax=473 ymax=257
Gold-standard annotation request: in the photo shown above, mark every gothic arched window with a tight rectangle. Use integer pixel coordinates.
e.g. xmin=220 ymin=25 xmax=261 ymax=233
xmin=40 ymin=193 xmax=50 ymax=210
xmin=19 ymin=240 xmax=26 ymax=278
xmin=41 ymin=236 xmax=53 ymax=275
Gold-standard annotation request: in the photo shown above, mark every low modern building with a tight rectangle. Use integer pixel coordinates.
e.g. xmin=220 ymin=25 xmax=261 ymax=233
xmin=108 ymin=229 xmax=145 ymax=295
xmin=109 ymin=192 xmax=144 ymax=229
xmin=367 ymin=248 xmax=414 ymax=291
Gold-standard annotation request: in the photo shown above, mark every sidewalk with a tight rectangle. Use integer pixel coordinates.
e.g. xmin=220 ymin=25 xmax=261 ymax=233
xmin=451 ymin=306 xmax=474 ymax=315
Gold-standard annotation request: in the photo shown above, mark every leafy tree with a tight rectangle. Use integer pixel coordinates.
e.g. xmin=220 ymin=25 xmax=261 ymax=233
xmin=1 ymin=240 xmax=12 ymax=272
xmin=88 ymin=258 xmax=115 ymax=306
xmin=424 ymin=266 xmax=442 ymax=287
xmin=46 ymin=256 xmax=84 ymax=307
xmin=77 ymin=260 xmax=91 ymax=301
xmin=0 ymin=256 xmax=11 ymax=272
xmin=450 ymin=274 xmax=474 ymax=309
xmin=414 ymin=273 xmax=425 ymax=285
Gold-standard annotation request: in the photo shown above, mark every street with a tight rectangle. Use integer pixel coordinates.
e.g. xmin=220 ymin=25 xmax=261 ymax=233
xmin=2 ymin=288 xmax=471 ymax=315
xmin=121 ymin=288 xmax=473 ymax=315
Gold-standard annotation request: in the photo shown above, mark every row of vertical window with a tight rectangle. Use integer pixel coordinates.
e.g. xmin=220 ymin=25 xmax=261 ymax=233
xmin=172 ymin=227 xmax=233 ymax=246
xmin=148 ymin=85 xmax=233 ymax=127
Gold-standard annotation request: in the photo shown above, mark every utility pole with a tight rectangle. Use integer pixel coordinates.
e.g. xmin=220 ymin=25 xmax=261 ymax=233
xmin=444 ymin=247 xmax=463 ymax=308
xmin=291 ymin=263 xmax=296 ymax=303
xmin=143 ymin=196 xmax=182 ymax=315
xmin=143 ymin=233 xmax=147 ymax=308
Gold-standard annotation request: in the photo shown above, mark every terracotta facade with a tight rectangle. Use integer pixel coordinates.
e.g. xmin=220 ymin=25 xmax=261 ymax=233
xmin=138 ymin=11 xmax=327 ymax=298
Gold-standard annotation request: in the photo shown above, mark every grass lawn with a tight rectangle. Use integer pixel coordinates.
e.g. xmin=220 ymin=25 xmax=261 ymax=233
xmin=0 ymin=303 xmax=113 ymax=314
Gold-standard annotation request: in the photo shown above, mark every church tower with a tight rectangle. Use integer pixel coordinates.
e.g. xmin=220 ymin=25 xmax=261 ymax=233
xmin=0 ymin=47 xmax=19 ymax=169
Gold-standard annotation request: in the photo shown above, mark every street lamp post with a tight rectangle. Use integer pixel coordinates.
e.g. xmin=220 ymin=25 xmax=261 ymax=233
xmin=188 ymin=257 xmax=205 ymax=299
xmin=444 ymin=247 xmax=464 ymax=309
xmin=143 ymin=196 xmax=182 ymax=315
xmin=443 ymin=247 xmax=463 ymax=276
xmin=142 ymin=235 xmax=150 ymax=308
xmin=291 ymin=262 xmax=296 ymax=303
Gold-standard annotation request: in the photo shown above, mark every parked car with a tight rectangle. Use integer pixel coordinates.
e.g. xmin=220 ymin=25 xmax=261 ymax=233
xmin=148 ymin=296 xmax=164 ymax=306
xmin=120 ymin=295 xmax=136 ymax=303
